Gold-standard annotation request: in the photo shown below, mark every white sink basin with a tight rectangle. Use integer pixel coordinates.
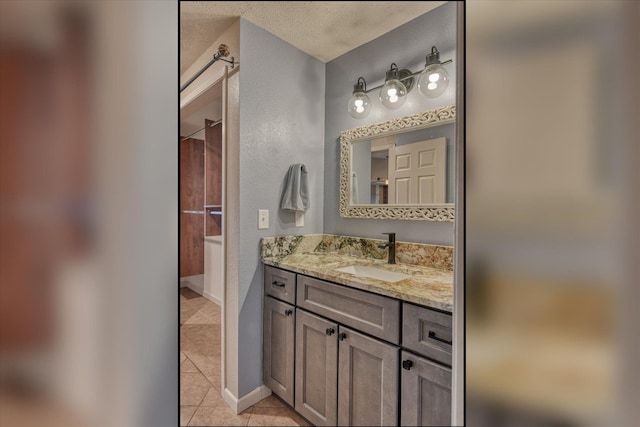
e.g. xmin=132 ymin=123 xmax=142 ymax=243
xmin=334 ymin=265 xmax=410 ymax=283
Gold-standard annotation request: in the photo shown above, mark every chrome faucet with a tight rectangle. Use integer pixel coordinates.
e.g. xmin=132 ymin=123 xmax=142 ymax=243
xmin=378 ymin=232 xmax=396 ymax=264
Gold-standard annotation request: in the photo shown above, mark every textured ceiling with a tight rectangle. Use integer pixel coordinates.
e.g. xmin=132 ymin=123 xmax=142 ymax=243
xmin=180 ymin=1 xmax=446 ymax=74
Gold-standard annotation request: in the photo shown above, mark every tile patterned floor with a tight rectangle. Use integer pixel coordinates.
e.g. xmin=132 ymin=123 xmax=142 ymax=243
xmin=180 ymin=287 xmax=310 ymax=426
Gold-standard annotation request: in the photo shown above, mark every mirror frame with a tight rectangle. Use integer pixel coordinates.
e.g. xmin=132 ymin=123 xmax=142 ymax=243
xmin=339 ymin=105 xmax=456 ymax=221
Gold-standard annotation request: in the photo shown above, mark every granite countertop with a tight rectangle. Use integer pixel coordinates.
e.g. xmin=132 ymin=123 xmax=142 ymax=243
xmin=262 ymin=252 xmax=453 ymax=313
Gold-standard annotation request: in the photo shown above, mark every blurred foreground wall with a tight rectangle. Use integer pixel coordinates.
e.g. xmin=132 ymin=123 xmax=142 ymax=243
xmin=0 ymin=2 xmax=178 ymax=427
xmin=466 ymin=1 xmax=639 ymax=426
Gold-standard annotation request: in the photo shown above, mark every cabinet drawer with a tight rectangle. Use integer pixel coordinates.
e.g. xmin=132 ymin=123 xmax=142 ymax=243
xmin=264 ymin=265 xmax=296 ymax=305
xmin=402 ymin=303 xmax=452 ymax=366
xmin=297 ymin=275 xmax=400 ymax=344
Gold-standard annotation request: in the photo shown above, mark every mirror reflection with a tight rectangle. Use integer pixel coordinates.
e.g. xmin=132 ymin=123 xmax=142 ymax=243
xmin=350 ymin=122 xmax=455 ymax=205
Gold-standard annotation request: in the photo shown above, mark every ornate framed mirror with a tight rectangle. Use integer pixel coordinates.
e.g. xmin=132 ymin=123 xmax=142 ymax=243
xmin=339 ymin=105 xmax=455 ymax=221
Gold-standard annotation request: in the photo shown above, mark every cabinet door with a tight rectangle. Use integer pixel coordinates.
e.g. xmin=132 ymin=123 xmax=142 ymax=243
xmin=338 ymin=326 xmax=399 ymax=426
xmin=295 ymin=309 xmax=338 ymax=426
xmin=263 ymin=296 xmax=295 ymax=406
xmin=400 ymin=351 xmax=451 ymax=426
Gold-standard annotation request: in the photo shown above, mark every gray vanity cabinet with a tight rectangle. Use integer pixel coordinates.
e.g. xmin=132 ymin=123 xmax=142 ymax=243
xmin=400 ymin=350 xmax=451 ymax=426
xmin=263 ymin=265 xmax=452 ymax=426
xmin=294 ymin=309 xmax=338 ymax=426
xmin=263 ymin=295 xmax=295 ymax=406
xmin=337 ymin=326 xmax=399 ymax=427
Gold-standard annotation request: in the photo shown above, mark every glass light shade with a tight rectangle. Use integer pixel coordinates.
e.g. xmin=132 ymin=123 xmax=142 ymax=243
xmin=417 ymin=63 xmax=450 ymax=98
xmin=348 ymin=91 xmax=371 ymax=119
xmin=379 ymin=79 xmax=407 ymax=110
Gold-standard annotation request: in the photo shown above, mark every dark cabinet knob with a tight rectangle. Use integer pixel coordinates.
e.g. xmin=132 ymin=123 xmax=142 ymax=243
xmin=338 ymin=332 xmax=347 ymax=341
xmin=325 ymin=328 xmax=335 ymax=336
xmin=272 ymin=281 xmax=285 ymax=287
xmin=284 ymin=309 xmax=293 ymax=316
xmin=402 ymin=360 xmax=413 ymax=370
xmin=428 ymin=331 xmax=452 ymax=345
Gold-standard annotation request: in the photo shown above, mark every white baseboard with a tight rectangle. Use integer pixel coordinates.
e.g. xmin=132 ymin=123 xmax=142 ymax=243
xmin=203 ymin=291 xmax=222 ymax=307
xmin=223 ymin=385 xmax=271 ymax=414
xmin=180 ymin=280 xmax=204 ymax=296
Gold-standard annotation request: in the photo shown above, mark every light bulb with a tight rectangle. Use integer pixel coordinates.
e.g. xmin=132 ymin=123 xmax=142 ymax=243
xmin=418 ymin=64 xmax=449 ymax=98
xmin=348 ymin=91 xmax=371 ymax=119
xmin=379 ymin=64 xmax=407 ymax=110
xmin=380 ymin=79 xmax=406 ymax=109
xmin=347 ymin=77 xmax=371 ymax=119
xmin=417 ymin=46 xmax=450 ymax=98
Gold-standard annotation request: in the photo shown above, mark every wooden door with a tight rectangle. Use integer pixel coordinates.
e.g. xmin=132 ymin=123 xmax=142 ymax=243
xmin=263 ymin=296 xmax=296 ymax=406
xmin=337 ymin=326 xmax=399 ymax=426
xmin=295 ymin=309 xmax=338 ymax=426
xmin=388 ymin=137 xmax=446 ymax=204
xmin=179 ymin=137 xmax=204 ymax=277
xmin=400 ymin=351 xmax=451 ymax=426
xmin=204 ymin=119 xmax=222 ymax=236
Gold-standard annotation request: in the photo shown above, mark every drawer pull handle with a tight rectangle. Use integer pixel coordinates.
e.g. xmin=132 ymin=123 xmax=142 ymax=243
xmin=285 ymin=309 xmax=293 ymax=316
xmin=428 ymin=331 xmax=452 ymax=345
xmin=402 ymin=360 xmax=413 ymax=370
xmin=325 ymin=328 xmax=335 ymax=336
xmin=272 ymin=281 xmax=286 ymax=287
xmin=338 ymin=332 xmax=347 ymax=341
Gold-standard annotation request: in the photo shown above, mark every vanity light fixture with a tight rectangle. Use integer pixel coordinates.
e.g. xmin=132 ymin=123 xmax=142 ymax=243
xmin=347 ymin=77 xmax=372 ymax=119
xmin=346 ymin=45 xmax=452 ymax=118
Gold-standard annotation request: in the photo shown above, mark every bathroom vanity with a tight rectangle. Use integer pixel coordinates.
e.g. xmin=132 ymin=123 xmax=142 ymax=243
xmin=261 ymin=235 xmax=453 ymax=426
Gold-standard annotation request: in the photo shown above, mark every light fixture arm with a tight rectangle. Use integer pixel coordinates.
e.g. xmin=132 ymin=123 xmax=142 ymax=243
xmin=362 ymin=59 xmax=451 ymax=94
xmin=354 ymin=76 xmax=367 ymax=93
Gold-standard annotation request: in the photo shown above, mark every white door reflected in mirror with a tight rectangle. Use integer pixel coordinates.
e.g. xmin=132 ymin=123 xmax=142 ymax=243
xmin=388 ymin=137 xmax=446 ymax=204
xmin=353 ymin=137 xmax=447 ymax=205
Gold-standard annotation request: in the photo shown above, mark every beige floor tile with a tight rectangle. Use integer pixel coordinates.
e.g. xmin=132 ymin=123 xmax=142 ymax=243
xmin=184 ymin=351 xmax=221 ymax=388
xmin=180 ymin=406 xmax=197 ymax=426
xmin=186 ymin=296 xmax=212 ymax=310
xmin=184 ymin=310 xmax=215 ymax=325
xmin=181 ymin=332 xmax=217 ymax=355
xmin=247 ymin=407 xmax=309 ymax=426
xmin=181 ymin=304 xmax=198 ymax=325
xmin=180 ymin=372 xmax=212 ymax=406
xmin=253 ymin=395 xmax=287 ymax=408
xmin=181 ymin=357 xmax=199 ymax=373
xmin=181 ymin=324 xmax=217 ymax=341
xmin=199 ymin=387 xmax=227 ymax=407
xmin=197 ymin=303 xmax=221 ymax=321
xmin=180 ymin=333 xmax=194 ymax=351
xmin=188 ymin=405 xmax=251 ymax=426
xmin=180 ymin=351 xmax=187 ymax=364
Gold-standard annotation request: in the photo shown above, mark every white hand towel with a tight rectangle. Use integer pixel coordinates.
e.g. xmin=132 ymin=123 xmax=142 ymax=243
xmin=351 ymin=171 xmax=359 ymax=204
xmin=280 ymin=163 xmax=310 ymax=212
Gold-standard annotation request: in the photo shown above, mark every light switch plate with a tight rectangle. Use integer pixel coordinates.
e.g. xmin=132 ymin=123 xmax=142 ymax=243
xmin=295 ymin=211 xmax=304 ymax=227
xmin=258 ymin=209 xmax=269 ymax=229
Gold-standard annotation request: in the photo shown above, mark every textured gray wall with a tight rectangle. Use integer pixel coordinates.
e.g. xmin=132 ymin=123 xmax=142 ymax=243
xmin=238 ymin=19 xmax=325 ymax=396
xmin=323 ymin=2 xmax=456 ymax=245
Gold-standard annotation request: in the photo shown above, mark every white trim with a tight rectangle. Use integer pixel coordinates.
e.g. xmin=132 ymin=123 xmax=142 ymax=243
xmin=203 ymin=291 xmax=222 ymax=307
xmin=223 ymin=385 xmax=272 ymax=414
xmin=180 ymin=276 xmax=204 ymax=296
xmin=180 ymin=277 xmax=222 ymax=307
xmin=451 ymin=2 xmax=465 ymax=426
